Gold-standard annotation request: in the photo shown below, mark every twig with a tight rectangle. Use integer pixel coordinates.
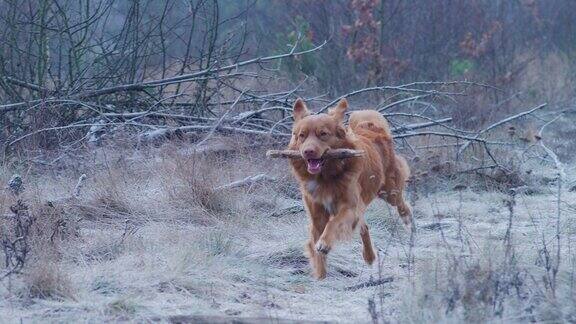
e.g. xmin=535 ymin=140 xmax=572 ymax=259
xmin=195 ymin=90 xmax=246 ymax=147
xmin=537 ymin=114 xmax=564 ymax=297
xmin=72 ymin=174 xmax=87 ymax=198
xmin=538 ymin=114 xmax=564 ymax=177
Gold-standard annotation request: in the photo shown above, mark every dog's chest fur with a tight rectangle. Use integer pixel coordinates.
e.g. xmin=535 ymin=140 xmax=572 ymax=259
xmin=305 ymin=179 xmax=336 ymax=215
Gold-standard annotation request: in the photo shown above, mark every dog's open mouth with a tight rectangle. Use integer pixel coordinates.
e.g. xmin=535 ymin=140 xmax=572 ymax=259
xmin=306 ymin=158 xmax=324 ymax=174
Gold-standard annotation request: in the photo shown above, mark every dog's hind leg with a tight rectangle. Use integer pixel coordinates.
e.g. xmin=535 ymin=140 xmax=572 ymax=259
xmin=379 ymin=189 xmax=415 ymax=232
xmin=359 ymin=223 xmax=376 ymax=265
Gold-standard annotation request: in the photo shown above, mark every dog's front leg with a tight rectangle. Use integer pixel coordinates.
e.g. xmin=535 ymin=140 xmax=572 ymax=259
xmin=306 ymin=221 xmax=328 ymax=279
xmin=303 ymin=196 xmax=329 ymax=279
xmin=315 ymin=202 xmax=358 ymax=255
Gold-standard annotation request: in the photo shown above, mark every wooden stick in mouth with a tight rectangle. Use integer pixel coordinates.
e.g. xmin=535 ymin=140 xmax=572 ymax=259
xmin=266 ymin=148 xmax=365 ymax=159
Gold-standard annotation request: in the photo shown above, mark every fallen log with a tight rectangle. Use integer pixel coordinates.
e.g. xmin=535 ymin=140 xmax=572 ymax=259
xmin=266 ymin=149 xmax=365 ymax=159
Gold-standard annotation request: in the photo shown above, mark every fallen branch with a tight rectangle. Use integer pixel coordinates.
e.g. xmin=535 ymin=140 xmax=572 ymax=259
xmin=215 ymin=174 xmax=276 ymax=190
xmin=271 ymin=205 xmax=305 ymax=217
xmin=377 ymin=94 xmax=431 ymax=112
xmin=393 ymin=131 xmax=510 ymax=145
xmin=344 ymin=276 xmax=394 ymax=291
xmin=266 ymin=149 xmax=365 ymax=159
xmin=392 ymin=117 xmax=453 ymax=133
xmin=459 ymin=103 xmax=548 ymax=153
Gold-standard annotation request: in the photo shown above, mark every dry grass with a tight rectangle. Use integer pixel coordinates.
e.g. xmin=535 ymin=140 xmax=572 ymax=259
xmin=0 ymin=139 xmax=575 ymax=323
xmin=24 ymin=260 xmax=74 ymax=300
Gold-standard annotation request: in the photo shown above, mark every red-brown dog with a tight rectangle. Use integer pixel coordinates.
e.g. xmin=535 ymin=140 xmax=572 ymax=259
xmin=288 ymin=98 xmax=412 ymax=279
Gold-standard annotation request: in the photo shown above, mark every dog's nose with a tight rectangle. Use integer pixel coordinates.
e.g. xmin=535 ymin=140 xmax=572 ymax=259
xmin=303 ymin=149 xmax=315 ymax=158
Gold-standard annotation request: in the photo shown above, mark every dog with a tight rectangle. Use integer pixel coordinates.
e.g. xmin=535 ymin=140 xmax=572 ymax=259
xmin=287 ymin=98 xmax=413 ymax=279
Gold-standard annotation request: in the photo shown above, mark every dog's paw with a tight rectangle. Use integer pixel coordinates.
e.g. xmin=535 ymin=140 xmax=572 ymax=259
xmin=400 ymin=215 xmax=416 ymax=233
xmin=314 ymin=268 xmax=327 ymax=280
xmin=404 ymin=218 xmax=417 ymax=235
xmin=363 ymin=248 xmax=376 ymax=265
xmin=315 ymin=240 xmax=331 ymax=255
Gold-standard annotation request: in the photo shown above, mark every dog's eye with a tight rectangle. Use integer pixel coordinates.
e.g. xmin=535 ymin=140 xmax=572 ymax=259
xmin=319 ymin=131 xmax=329 ymax=137
xmin=298 ymin=133 xmax=306 ymax=139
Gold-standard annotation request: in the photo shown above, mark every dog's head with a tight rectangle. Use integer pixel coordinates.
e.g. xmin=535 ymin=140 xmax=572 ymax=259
xmin=288 ymin=98 xmax=349 ymax=175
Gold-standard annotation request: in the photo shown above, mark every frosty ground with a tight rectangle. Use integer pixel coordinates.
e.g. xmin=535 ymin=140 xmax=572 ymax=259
xmin=1 ymin=143 xmax=575 ymax=323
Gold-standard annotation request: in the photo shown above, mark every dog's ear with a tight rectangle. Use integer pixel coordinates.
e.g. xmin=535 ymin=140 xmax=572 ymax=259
xmin=329 ymin=98 xmax=348 ymax=123
xmin=293 ymin=98 xmax=310 ymax=122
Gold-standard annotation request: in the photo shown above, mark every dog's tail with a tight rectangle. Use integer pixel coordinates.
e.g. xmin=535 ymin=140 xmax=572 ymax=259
xmin=348 ymin=110 xmax=392 ymax=138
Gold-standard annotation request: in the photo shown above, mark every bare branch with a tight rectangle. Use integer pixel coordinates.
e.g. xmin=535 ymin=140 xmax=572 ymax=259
xmin=78 ymin=41 xmax=328 ymax=99
xmin=317 ymin=81 xmax=489 ymax=114
xmin=3 ymin=76 xmax=48 ymax=93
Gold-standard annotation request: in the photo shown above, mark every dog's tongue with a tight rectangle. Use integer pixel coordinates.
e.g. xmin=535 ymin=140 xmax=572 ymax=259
xmin=307 ymin=159 xmax=323 ymax=174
